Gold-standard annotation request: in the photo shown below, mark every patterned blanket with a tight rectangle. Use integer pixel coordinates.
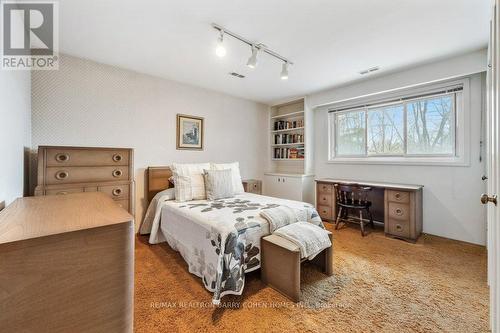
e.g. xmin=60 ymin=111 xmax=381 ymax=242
xmin=145 ymin=192 xmax=324 ymax=304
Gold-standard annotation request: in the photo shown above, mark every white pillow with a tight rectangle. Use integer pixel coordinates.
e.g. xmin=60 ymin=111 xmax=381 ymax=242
xmin=211 ymin=162 xmax=244 ymax=194
xmin=171 ymin=163 xmax=211 ymax=202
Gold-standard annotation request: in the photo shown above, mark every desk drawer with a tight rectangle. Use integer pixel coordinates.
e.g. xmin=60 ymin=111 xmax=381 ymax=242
xmin=45 ymin=166 xmax=129 ymax=185
xmin=318 ymin=205 xmax=332 ymax=220
xmin=387 ymin=190 xmax=410 ymax=203
xmin=318 ymin=194 xmax=332 ymax=206
xmin=388 ymin=202 xmax=410 ymax=221
xmin=386 ymin=218 xmax=410 ymax=239
xmin=318 ymin=183 xmax=333 ymax=194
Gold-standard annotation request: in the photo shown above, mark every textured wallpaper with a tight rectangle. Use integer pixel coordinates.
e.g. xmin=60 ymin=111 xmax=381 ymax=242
xmin=31 ymin=54 xmax=269 ymax=227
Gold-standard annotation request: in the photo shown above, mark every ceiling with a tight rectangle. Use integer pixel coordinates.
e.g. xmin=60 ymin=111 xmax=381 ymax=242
xmin=59 ymin=0 xmax=490 ymax=104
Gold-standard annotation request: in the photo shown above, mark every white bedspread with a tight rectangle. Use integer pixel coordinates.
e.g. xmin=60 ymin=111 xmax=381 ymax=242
xmin=142 ymin=192 xmax=324 ymax=304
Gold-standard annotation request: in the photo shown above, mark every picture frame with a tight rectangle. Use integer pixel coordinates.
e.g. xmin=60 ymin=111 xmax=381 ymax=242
xmin=176 ymin=114 xmax=204 ymax=150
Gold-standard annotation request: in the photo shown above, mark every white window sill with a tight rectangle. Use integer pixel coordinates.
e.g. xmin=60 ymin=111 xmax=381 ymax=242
xmin=327 ymin=156 xmax=470 ymax=167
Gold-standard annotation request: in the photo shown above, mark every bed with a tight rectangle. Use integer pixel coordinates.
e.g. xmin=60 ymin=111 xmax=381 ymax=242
xmin=140 ymin=166 xmax=324 ymax=304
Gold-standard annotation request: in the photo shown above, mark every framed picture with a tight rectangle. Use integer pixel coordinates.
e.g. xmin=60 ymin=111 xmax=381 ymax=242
xmin=176 ymin=114 xmax=204 ymax=150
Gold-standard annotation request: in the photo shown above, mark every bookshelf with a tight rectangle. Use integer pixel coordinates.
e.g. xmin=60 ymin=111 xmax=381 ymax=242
xmin=269 ymin=97 xmax=313 ymax=174
xmin=265 ymin=97 xmax=314 ymax=204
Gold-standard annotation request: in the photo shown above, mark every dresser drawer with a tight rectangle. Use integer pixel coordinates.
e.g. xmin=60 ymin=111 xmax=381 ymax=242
xmin=387 ymin=190 xmax=410 ymax=203
xmin=114 ymin=199 xmax=129 ymax=211
xmin=98 ymin=184 xmax=130 ymax=199
xmin=386 ymin=218 xmax=410 ymax=239
xmin=318 ymin=194 xmax=332 ymax=206
xmin=388 ymin=202 xmax=410 ymax=221
xmin=318 ymin=205 xmax=332 ymax=220
xmin=45 ymin=166 xmax=129 ymax=185
xmin=45 ymin=148 xmax=130 ymax=167
xmin=45 ymin=187 xmax=84 ymax=196
xmin=318 ymin=183 xmax=333 ymax=194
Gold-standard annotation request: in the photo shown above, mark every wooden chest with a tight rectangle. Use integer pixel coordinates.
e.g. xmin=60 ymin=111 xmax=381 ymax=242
xmin=34 ymin=146 xmax=135 ymax=214
xmin=0 ymin=193 xmax=134 ymax=332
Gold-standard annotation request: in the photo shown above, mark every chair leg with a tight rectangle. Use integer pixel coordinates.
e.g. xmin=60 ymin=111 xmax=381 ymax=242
xmin=367 ymin=208 xmax=374 ymax=228
xmin=359 ymin=210 xmax=365 ymax=237
xmin=335 ymin=207 xmax=343 ymax=230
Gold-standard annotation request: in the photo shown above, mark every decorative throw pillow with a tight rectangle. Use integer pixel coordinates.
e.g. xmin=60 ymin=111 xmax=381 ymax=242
xmin=203 ymin=169 xmax=235 ymax=200
xmin=210 ymin=162 xmax=245 ymax=194
xmin=171 ymin=163 xmax=211 ymax=202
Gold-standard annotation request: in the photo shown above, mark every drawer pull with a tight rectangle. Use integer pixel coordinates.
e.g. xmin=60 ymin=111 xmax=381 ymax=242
xmin=55 ymin=171 xmax=69 ymax=180
xmin=112 ymin=169 xmax=123 ymax=178
xmin=395 ymin=193 xmax=401 ymax=199
xmin=55 ymin=153 xmax=70 ymax=163
xmin=396 ymin=224 xmax=403 ymax=231
xmin=56 ymin=191 xmax=68 ymax=195
xmin=112 ymin=188 xmax=122 ymax=196
xmin=322 ymin=186 xmax=327 ymax=190
xmin=112 ymin=154 xmax=123 ymax=162
xmin=395 ymin=208 xmax=403 ymax=216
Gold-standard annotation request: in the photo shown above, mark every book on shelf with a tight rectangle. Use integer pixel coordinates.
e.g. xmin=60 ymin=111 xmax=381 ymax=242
xmin=273 ymin=119 xmax=304 ymax=131
xmin=273 ymin=133 xmax=303 ymax=144
xmin=273 ymin=146 xmax=305 ymax=159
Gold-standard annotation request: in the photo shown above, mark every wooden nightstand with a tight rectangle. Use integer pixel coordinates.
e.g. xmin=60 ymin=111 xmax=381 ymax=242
xmin=242 ymin=179 xmax=262 ymax=194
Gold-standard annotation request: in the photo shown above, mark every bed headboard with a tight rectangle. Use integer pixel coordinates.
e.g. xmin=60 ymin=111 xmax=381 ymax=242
xmin=147 ymin=166 xmax=173 ymax=202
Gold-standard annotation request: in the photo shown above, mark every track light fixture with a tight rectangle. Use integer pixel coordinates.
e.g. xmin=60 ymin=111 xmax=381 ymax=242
xmin=247 ymin=45 xmax=259 ymax=68
xmin=212 ymin=23 xmax=293 ymax=80
xmin=215 ymin=30 xmax=226 ymax=57
xmin=280 ymin=62 xmax=289 ymax=80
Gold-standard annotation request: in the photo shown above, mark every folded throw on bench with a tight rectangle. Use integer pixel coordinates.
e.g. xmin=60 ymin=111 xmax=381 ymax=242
xmin=273 ymin=222 xmax=332 ymax=260
xmin=260 ymin=206 xmax=307 ymax=232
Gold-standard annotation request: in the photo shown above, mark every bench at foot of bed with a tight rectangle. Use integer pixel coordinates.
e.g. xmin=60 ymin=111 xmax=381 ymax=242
xmin=261 ymin=233 xmax=333 ymax=302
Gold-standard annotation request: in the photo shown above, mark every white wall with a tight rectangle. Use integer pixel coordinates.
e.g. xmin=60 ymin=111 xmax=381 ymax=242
xmin=309 ymin=50 xmax=488 ymax=245
xmin=31 ymin=54 xmax=268 ymax=227
xmin=0 ymin=70 xmax=31 ymax=208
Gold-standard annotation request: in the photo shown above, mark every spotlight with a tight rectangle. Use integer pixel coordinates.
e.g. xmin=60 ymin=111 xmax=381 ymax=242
xmin=247 ymin=45 xmax=258 ymax=68
xmin=280 ymin=62 xmax=289 ymax=80
xmin=215 ymin=31 xmax=226 ymax=57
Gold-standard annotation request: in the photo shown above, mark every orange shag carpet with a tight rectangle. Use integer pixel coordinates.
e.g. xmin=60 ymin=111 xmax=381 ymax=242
xmin=134 ymin=224 xmax=488 ymax=332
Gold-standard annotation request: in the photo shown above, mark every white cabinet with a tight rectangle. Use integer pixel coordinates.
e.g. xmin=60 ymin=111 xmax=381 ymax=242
xmin=263 ymin=173 xmax=314 ymax=204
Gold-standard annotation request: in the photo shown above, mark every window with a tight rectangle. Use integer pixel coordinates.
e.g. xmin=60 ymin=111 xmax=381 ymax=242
xmin=328 ymin=80 xmax=468 ymax=165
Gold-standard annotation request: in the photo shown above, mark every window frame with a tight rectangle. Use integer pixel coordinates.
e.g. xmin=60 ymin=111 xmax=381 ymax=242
xmin=327 ymin=78 xmax=470 ymax=166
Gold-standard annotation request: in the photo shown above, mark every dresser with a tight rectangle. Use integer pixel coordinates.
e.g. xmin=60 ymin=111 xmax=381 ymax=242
xmin=263 ymin=173 xmax=314 ymax=204
xmin=316 ymin=179 xmax=423 ymax=242
xmin=0 ymin=193 xmax=134 ymax=332
xmin=35 ymin=146 xmax=134 ymax=214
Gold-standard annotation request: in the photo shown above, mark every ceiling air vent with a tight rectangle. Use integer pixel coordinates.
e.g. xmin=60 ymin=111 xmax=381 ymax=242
xmin=359 ymin=66 xmax=380 ymax=75
xmin=229 ymin=72 xmax=245 ymax=78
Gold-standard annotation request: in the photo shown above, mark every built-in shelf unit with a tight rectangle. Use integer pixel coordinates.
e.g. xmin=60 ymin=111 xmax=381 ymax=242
xmin=264 ymin=97 xmax=314 ymax=203
xmin=268 ymin=97 xmax=313 ymax=174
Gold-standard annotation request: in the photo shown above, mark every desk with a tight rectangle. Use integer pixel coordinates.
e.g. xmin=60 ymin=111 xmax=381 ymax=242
xmin=315 ymin=178 xmax=423 ymax=242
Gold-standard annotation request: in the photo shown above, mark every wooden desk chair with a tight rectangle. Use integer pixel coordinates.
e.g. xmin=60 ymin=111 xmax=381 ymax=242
xmin=334 ymin=184 xmax=374 ymax=236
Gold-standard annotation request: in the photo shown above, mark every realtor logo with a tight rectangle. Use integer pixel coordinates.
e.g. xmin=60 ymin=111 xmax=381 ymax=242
xmin=1 ymin=0 xmax=58 ymax=70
